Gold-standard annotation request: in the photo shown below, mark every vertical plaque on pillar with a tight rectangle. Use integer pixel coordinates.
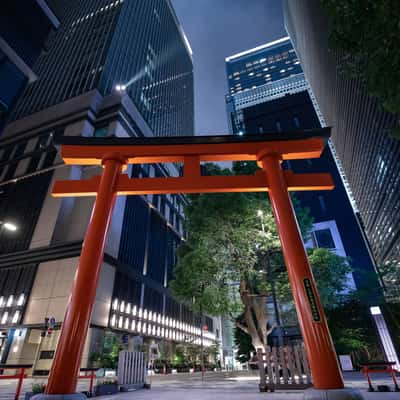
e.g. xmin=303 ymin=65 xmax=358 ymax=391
xmin=303 ymin=278 xmax=321 ymax=322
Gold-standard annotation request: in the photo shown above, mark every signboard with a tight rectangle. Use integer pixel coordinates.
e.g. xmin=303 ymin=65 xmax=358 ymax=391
xmin=303 ymin=278 xmax=321 ymax=322
xmin=339 ymin=355 xmax=354 ymax=371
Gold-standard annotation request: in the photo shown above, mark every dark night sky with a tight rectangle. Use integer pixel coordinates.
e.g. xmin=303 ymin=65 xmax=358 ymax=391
xmin=171 ymin=0 xmax=286 ymax=135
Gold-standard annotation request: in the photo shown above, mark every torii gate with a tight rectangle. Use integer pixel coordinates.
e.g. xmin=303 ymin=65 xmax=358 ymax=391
xmin=45 ymin=129 xmax=345 ymax=396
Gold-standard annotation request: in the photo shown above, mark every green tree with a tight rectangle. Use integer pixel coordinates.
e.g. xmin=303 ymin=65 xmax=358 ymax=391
xmin=324 ymin=297 xmax=383 ymax=366
xmin=171 ymin=162 xmax=350 ymax=354
xmin=321 ymin=0 xmax=400 ymax=137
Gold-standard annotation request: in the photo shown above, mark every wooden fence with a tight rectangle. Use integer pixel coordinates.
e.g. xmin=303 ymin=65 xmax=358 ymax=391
xmin=117 ymin=351 xmax=146 ymax=390
xmin=256 ymin=344 xmax=312 ymax=392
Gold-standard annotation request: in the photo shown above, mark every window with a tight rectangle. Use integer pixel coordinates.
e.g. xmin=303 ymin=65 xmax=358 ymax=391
xmin=258 ymin=124 xmax=264 ymax=133
xmin=40 ymin=351 xmax=55 ymax=360
xmin=275 ymin=120 xmax=282 ymax=132
xmin=313 ymin=229 xmax=335 ymax=249
xmin=293 ymin=115 xmax=300 ymax=129
xmin=94 ymin=127 xmax=108 ymax=137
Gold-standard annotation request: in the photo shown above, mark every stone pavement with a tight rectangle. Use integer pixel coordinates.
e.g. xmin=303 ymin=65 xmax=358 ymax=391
xmin=0 ymin=371 xmax=398 ymax=400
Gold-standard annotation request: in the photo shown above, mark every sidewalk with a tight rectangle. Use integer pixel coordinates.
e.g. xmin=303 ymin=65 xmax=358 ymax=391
xmin=0 ymin=371 xmax=398 ymax=400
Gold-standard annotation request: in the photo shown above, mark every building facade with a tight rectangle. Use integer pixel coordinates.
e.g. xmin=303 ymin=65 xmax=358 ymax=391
xmin=0 ymin=0 xmax=59 ymax=130
xmin=283 ymin=0 xmax=400 ymax=268
xmin=0 ymin=0 xmax=218 ymax=375
xmin=225 ymin=38 xmax=381 ymax=302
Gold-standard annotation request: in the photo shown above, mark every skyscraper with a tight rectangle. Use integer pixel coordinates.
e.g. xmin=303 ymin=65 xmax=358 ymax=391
xmin=0 ymin=0 xmax=218 ymax=373
xmin=0 ymin=0 xmax=59 ymax=130
xmin=283 ymin=0 xmax=400 ymax=268
xmin=225 ymin=38 xmax=381 ymax=302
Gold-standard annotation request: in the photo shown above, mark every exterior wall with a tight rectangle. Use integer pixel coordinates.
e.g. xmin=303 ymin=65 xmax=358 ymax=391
xmin=283 ymin=0 xmax=400 ymax=266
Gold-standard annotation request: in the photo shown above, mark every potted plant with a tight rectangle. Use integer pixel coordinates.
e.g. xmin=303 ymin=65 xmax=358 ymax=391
xmin=25 ymin=383 xmax=46 ymax=400
xmin=94 ymin=378 xmax=119 ymax=396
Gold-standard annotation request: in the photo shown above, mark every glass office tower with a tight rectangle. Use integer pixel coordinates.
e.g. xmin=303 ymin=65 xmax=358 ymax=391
xmin=283 ymin=0 xmax=400 ymax=268
xmin=0 ymin=0 xmax=218 ymax=374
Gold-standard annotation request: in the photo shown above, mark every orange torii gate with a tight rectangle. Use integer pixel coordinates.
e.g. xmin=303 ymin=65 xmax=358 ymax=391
xmin=45 ymin=129 xmax=345 ymax=396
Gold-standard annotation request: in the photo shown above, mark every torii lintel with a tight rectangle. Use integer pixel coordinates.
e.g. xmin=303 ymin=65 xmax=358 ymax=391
xmin=51 ymin=128 xmax=334 ymax=197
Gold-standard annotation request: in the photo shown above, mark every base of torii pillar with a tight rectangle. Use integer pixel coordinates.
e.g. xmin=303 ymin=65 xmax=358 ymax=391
xmin=304 ymin=388 xmax=364 ymax=400
xmin=32 ymin=394 xmax=87 ymax=400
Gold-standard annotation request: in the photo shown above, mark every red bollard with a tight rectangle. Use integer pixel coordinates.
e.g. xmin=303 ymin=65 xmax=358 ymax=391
xmin=89 ymin=369 xmax=95 ymax=395
xmin=15 ymin=367 xmax=26 ymax=400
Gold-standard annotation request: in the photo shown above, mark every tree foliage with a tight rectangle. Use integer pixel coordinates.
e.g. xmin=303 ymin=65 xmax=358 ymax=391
xmin=321 ymin=0 xmax=400 ymax=137
xmin=171 ymin=162 xmax=352 ymax=353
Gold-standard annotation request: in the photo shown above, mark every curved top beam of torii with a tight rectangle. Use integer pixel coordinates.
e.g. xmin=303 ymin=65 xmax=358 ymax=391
xmin=52 ymin=127 xmax=334 ymax=198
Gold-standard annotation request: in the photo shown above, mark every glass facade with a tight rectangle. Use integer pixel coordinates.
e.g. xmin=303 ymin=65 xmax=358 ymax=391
xmin=11 ymin=0 xmax=194 ymax=138
xmin=226 ymin=37 xmax=302 ymax=96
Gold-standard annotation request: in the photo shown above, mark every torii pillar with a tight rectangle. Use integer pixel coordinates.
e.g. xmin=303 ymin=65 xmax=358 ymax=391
xmin=34 ymin=130 xmax=363 ymax=400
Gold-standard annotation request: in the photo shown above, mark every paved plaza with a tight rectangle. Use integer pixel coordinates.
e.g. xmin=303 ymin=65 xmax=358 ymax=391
xmin=0 ymin=371 xmax=398 ymax=400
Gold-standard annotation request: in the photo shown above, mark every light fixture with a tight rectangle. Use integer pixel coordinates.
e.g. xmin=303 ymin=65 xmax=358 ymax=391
xmin=12 ymin=311 xmax=20 ymax=324
xmin=115 ymin=84 xmax=127 ymax=92
xmin=1 ymin=312 xmax=8 ymax=324
xmin=17 ymin=294 xmax=24 ymax=306
xmin=238 ymin=131 xmax=244 ymax=136
xmin=3 ymin=222 xmax=17 ymax=232
xmin=257 ymin=210 xmax=263 ymax=217
xmin=7 ymin=295 xmax=13 ymax=307
xmin=370 ymin=306 xmax=381 ymax=315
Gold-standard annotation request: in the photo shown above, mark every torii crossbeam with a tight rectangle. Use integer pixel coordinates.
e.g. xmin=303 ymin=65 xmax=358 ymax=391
xmin=45 ymin=128 xmax=345 ymax=396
